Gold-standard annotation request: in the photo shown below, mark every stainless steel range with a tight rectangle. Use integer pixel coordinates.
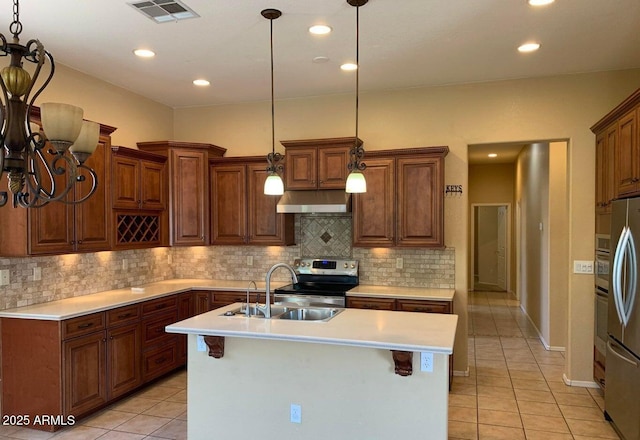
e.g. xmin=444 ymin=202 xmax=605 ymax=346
xmin=274 ymin=258 xmax=359 ymax=307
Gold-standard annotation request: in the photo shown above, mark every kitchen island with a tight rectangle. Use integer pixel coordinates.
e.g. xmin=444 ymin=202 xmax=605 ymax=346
xmin=166 ymin=303 xmax=458 ymax=440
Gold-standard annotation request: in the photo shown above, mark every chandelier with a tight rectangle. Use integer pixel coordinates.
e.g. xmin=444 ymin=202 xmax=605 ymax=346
xmin=0 ymin=0 xmax=99 ymax=209
xmin=262 ymin=8 xmax=285 ymax=196
xmin=345 ymin=0 xmax=368 ymax=194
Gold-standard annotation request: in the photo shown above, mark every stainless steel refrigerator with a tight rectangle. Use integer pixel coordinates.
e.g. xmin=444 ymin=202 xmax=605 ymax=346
xmin=607 ymin=198 xmax=640 ymax=440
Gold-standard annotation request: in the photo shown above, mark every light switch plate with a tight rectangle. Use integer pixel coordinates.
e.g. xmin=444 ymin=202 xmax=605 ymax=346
xmin=573 ymin=260 xmax=594 ymax=274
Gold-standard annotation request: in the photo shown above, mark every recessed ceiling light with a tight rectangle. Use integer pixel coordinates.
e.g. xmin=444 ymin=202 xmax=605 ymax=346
xmin=341 ymin=63 xmax=358 ymax=71
xmin=309 ymin=25 xmax=332 ymax=35
xmin=518 ymin=42 xmax=541 ymax=53
xmin=488 ymin=153 xmax=498 ymax=158
xmin=528 ymin=0 xmax=555 ymax=5
xmin=193 ymin=79 xmax=210 ymax=86
xmin=134 ymin=49 xmax=155 ymax=58
xmin=313 ymin=56 xmax=330 ymax=64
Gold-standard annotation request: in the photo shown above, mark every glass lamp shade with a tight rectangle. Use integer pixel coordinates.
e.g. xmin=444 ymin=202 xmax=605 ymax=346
xmin=345 ymin=170 xmax=367 ymax=193
xmin=264 ymin=173 xmax=284 ymax=195
xmin=40 ymin=102 xmax=84 ymax=142
xmin=69 ymin=121 xmax=100 ymax=155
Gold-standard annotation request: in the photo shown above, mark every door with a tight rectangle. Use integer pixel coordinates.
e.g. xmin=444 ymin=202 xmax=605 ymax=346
xmin=497 ymin=206 xmax=507 ymax=290
xmin=210 ymin=164 xmax=247 ymax=244
xmin=171 ymin=149 xmax=208 ymax=245
xmin=63 ymin=331 xmax=107 ymax=416
xmin=107 ymin=323 xmax=141 ymax=399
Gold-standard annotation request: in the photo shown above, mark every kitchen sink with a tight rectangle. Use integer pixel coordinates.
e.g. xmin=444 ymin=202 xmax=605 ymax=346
xmin=221 ymin=304 xmax=342 ymax=322
xmin=278 ymin=307 xmax=342 ymax=321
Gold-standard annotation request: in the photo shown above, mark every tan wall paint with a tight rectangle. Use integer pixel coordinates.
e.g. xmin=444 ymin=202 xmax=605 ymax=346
xmin=469 ymin=163 xmax=516 ymax=293
xmin=35 ymin=64 xmax=173 ymax=147
xmin=175 ymin=69 xmax=640 ymax=382
xmin=187 ymin=336 xmax=450 ymax=439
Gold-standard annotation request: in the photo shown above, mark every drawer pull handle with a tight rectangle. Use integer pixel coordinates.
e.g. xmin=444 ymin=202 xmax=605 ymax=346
xmin=77 ymin=323 xmax=94 ymax=329
xmin=118 ymin=313 xmax=134 ymax=319
xmin=155 ymin=304 xmax=166 ymax=310
xmin=155 ymin=357 xmax=167 ymax=364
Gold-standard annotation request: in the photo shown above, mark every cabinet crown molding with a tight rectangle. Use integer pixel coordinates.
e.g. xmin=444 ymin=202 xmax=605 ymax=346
xmin=591 ymin=88 xmax=640 ymax=133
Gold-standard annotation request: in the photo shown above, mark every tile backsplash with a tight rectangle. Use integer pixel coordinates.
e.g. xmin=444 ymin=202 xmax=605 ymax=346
xmin=0 ymin=214 xmax=454 ymax=309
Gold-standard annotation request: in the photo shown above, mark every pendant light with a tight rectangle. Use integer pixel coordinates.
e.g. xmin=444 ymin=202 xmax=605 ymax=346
xmin=262 ymin=8 xmax=285 ymax=196
xmin=345 ymin=0 xmax=368 ymax=194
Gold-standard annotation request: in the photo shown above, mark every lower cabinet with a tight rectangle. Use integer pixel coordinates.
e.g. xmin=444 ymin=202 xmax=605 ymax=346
xmin=0 ymin=293 xmax=197 ymax=432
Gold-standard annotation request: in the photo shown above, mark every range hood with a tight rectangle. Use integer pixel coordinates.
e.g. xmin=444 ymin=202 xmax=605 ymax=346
xmin=276 ymin=190 xmax=351 ymax=214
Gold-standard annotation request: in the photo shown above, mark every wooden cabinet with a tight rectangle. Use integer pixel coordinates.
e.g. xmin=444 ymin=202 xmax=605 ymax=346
xmin=592 ymin=89 xmax=640 ymax=200
xmin=211 ymin=290 xmax=264 ymax=310
xmin=353 ymin=147 xmax=448 ymax=248
xmin=0 ymin=124 xmax=116 ymax=256
xmin=137 ymin=141 xmax=227 ymax=246
xmin=346 ymin=297 xmax=395 ymax=310
xmin=210 ymin=157 xmax=294 ymax=245
xmin=194 ymin=291 xmax=212 ymax=314
xmin=111 ymin=146 xmax=166 ymax=210
xmin=281 ymin=137 xmax=357 ymax=190
xmin=141 ymin=296 xmax=180 ymax=382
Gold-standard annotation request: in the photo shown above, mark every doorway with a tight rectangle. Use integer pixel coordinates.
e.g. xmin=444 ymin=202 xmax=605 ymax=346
xmin=472 ymin=204 xmax=510 ymax=292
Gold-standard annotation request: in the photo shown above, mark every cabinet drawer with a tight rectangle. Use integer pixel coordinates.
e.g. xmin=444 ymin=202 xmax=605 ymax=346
xmin=143 ymin=340 xmax=179 ymax=381
xmin=346 ymin=297 xmax=395 ymax=310
xmin=396 ymin=300 xmax=451 ymax=314
xmin=63 ymin=313 xmax=106 ymax=339
xmin=141 ymin=295 xmax=177 ymax=315
xmin=107 ymin=304 xmax=141 ymax=327
xmin=142 ymin=310 xmax=178 ymax=346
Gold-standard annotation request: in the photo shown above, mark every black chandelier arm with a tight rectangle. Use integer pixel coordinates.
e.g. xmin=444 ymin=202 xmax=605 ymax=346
xmin=20 ymin=148 xmax=77 ymax=207
xmin=60 ymin=163 xmax=97 ymax=205
xmin=24 ymin=43 xmax=51 ymax=110
xmin=266 ymin=151 xmax=284 ymax=174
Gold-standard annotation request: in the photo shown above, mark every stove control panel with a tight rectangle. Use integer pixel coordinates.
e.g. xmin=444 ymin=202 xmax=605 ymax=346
xmin=293 ymin=258 xmax=358 ymax=276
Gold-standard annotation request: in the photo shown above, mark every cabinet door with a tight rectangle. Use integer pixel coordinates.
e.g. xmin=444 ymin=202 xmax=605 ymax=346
xmin=112 ymin=155 xmax=141 ymax=209
xmin=171 ymin=149 xmax=208 ymax=245
xmin=63 ymin=331 xmax=107 ymax=416
xmin=211 ymin=164 xmax=247 ymax=244
xmin=195 ymin=291 xmax=212 ymax=314
xmin=28 ymin=158 xmax=74 ymax=254
xmin=318 ymin=145 xmax=350 ymax=188
xmin=346 ymin=297 xmax=395 ymax=310
xmin=615 ymin=108 xmax=638 ymax=198
xmin=76 ymin=138 xmax=111 ymax=252
xmin=247 ymin=164 xmax=294 ymax=245
xmin=177 ymin=292 xmax=194 ymax=364
xmin=353 ymin=158 xmax=395 ymax=247
xmin=285 ymin=148 xmax=317 ymax=189
xmin=107 ymin=323 xmax=141 ymax=400
xmin=396 ymin=156 xmax=444 ymax=247
xmin=140 ymin=159 xmax=166 ymax=210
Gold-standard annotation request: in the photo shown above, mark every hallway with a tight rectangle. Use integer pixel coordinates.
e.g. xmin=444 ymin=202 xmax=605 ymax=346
xmin=449 ymin=290 xmax=619 ymax=439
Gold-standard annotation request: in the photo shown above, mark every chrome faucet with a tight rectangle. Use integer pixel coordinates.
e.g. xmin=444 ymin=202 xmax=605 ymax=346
xmin=245 ymin=280 xmax=257 ymax=317
xmin=258 ymin=263 xmax=298 ymax=318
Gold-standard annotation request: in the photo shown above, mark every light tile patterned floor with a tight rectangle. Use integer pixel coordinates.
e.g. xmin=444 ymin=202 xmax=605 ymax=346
xmin=449 ymin=290 xmax=621 ymax=440
xmin=0 ymin=290 xmax=621 ymax=439
xmin=0 ymin=371 xmax=187 ymax=440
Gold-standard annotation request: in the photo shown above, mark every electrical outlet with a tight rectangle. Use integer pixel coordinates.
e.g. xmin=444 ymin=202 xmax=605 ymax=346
xmin=290 ymin=404 xmax=301 ymax=424
xmin=396 ymin=258 xmax=403 ymax=269
xmin=573 ymin=260 xmax=594 ymax=274
xmin=167 ymin=254 xmax=172 ymax=265
xmin=247 ymin=256 xmax=253 ymax=266
xmin=33 ymin=266 xmax=42 ymax=281
xmin=122 ymin=259 xmax=128 ymax=271
xmin=196 ymin=335 xmax=207 ymax=352
xmin=420 ymin=352 xmax=434 ymax=372
xmin=0 ymin=269 xmax=9 ymax=286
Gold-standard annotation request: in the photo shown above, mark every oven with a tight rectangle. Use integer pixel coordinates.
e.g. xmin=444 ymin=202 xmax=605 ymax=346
xmin=595 ymin=251 xmax=610 ymax=291
xmin=274 ymin=258 xmax=359 ymax=308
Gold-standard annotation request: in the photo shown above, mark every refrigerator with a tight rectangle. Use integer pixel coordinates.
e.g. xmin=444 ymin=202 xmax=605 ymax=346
xmin=607 ymin=198 xmax=640 ymax=440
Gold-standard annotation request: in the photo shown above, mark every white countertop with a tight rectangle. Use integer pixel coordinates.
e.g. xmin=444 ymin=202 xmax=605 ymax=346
xmin=0 ymin=279 xmax=455 ymax=322
xmin=0 ymin=279 xmax=280 ymax=321
xmin=166 ymin=303 xmax=458 ymax=354
xmin=347 ymin=285 xmax=455 ymax=301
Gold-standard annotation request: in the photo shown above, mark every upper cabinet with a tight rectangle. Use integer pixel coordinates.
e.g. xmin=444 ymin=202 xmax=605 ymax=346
xmin=0 ymin=123 xmax=116 ymax=256
xmin=281 ymin=137 xmax=358 ymax=190
xmin=110 ymin=146 xmax=168 ymax=249
xmin=137 ymin=141 xmax=226 ymax=246
xmin=210 ymin=157 xmax=294 ymax=246
xmin=592 ymin=89 xmax=640 ymax=201
xmin=353 ymin=147 xmax=448 ymax=248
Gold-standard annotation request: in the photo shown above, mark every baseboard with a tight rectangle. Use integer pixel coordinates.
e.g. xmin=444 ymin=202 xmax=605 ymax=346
xmin=563 ymin=373 xmax=599 ymax=389
xmin=453 ymin=369 xmax=469 ymax=377
xmin=519 ymin=304 xmax=566 ymax=352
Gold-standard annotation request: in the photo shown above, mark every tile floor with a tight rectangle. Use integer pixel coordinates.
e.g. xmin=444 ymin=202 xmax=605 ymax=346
xmin=0 ymin=289 xmax=621 ymax=440
xmin=449 ymin=290 xmax=620 ymax=440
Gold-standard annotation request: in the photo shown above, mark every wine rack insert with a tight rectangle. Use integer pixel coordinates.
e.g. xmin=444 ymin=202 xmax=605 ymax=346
xmin=115 ymin=213 xmax=162 ymax=247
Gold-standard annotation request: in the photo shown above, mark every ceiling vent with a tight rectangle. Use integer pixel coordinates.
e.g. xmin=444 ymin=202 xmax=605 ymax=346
xmin=128 ymin=0 xmax=200 ymax=23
